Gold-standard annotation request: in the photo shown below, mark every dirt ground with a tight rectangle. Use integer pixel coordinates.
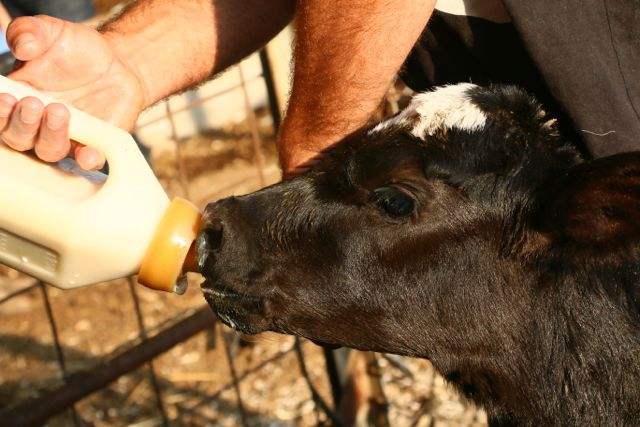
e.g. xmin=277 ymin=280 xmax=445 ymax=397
xmin=0 ymin=112 xmax=487 ymax=426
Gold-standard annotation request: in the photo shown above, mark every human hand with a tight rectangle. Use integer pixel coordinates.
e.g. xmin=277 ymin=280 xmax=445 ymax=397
xmin=0 ymin=15 xmax=146 ymax=169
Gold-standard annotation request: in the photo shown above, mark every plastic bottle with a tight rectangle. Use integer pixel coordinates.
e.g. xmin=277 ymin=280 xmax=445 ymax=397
xmin=0 ymin=75 xmax=201 ymax=294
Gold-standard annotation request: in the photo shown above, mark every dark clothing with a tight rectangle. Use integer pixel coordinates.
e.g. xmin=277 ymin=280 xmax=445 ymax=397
xmin=401 ymin=0 xmax=640 ymax=159
xmin=0 ymin=0 xmax=95 ymax=75
xmin=3 ymin=0 xmax=94 ymax=22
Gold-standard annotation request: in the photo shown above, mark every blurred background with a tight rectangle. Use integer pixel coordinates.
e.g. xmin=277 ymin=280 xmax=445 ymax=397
xmin=0 ymin=1 xmax=487 ymax=426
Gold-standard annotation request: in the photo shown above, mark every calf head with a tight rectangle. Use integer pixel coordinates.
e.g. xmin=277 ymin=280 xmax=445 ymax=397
xmin=198 ymin=84 xmax=640 ymax=424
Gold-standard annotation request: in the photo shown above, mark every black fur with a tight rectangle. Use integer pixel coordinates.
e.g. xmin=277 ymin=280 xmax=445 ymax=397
xmin=199 ymin=85 xmax=640 ymax=425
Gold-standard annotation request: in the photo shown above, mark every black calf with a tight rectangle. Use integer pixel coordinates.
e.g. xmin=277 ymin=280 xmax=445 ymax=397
xmin=198 ymin=84 xmax=640 ymax=425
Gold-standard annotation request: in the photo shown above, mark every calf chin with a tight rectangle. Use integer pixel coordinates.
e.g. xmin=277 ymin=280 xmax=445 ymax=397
xmin=201 ymin=282 xmax=270 ymax=334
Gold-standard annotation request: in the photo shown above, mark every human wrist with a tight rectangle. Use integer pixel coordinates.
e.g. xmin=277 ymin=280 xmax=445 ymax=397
xmin=278 ymin=121 xmax=341 ymax=177
xmin=100 ymin=20 xmax=203 ymax=108
xmin=100 ymin=30 xmax=154 ymax=108
xmin=278 ymin=143 xmax=321 ymax=177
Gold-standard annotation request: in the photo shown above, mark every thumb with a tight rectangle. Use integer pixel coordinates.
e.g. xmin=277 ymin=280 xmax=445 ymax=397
xmin=6 ymin=16 xmax=63 ymax=62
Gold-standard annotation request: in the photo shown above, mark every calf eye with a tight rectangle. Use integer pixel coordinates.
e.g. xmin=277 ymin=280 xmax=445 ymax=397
xmin=371 ymin=186 xmax=416 ymax=218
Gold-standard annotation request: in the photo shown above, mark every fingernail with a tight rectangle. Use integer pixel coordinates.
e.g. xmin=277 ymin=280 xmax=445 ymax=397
xmin=15 ymin=34 xmax=36 ymax=51
xmin=46 ymin=112 xmax=66 ymax=130
xmin=20 ymin=104 xmax=39 ymax=124
xmin=82 ymin=149 xmax=100 ymax=170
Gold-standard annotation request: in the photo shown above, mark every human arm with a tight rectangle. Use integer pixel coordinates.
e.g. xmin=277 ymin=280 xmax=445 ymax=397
xmin=100 ymin=0 xmax=295 ymax=108
xmin=279 ymin=0 xmax=435 ymax=176
xmin=0 ymin=0 xmax=294 ymax=168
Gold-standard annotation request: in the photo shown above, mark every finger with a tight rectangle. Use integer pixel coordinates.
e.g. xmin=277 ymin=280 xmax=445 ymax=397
xmin=34 ymin=103 xmax=70 ymax=162
xmin=6 ymin=16 xmax=51 ymax=62
xmin=1 ymin=96 xmax=44 ymax=151
xmin=74 ymin=145 xmax=105 ymax=170
xmin=0 ymin=93 xmax=17 ymax=131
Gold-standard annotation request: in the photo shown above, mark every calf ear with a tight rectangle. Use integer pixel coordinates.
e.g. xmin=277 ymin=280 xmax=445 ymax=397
xmin=537 ymin=152 xmax=640 ymax=247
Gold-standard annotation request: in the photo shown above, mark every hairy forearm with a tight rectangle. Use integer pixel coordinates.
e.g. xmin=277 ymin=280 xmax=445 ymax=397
xmin=280 ymin=0 xmax=435 ymax=173
xmin=101 ymin=0 xmax=294 ymax=106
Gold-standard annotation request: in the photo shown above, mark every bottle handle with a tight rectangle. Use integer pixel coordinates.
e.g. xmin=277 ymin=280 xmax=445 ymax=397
xmin=0 ymin=76 xmax=186 ymax=290
xmin=0 ymin=75 xmax=143 ymax=178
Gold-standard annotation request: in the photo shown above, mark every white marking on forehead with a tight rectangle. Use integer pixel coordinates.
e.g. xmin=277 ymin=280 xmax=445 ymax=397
xmin=371 ymin=83 xmax=487 ymax=139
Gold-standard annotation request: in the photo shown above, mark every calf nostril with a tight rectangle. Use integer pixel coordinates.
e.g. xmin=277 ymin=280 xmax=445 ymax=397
xmin=196 ymin=218 xmax=223 ymax=273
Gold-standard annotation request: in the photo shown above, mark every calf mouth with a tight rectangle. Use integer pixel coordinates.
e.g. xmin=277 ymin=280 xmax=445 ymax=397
xmin=201 ymin=280 xmax=270 ymax=334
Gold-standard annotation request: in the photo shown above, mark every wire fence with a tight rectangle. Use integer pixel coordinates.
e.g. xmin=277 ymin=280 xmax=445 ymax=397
xmin=0 ymin=49 xmax=486 ymax=427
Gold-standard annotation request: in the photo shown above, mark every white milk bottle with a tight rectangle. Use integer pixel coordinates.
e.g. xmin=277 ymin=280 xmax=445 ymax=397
xmin=0 ymin=75 xmax=201 ymax=294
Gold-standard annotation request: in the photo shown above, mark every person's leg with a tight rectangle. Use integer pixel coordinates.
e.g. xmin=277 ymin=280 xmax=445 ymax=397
xmin=6 ymin=0 xmax=95 ymax=22
xmin=502 ymin=0 xmax=640 ymax=158
xmin=1 ymin=1 xmax=26 ymax=18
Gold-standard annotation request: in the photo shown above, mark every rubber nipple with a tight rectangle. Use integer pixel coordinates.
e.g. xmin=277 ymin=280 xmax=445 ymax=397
xmin=138 ymin=198 xmax=202 ymax=293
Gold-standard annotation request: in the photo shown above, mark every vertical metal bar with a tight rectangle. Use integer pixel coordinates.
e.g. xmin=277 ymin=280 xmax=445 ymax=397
xmin=164 ymin=100 xmax=191 ymax=200
xmin=127 ymin=278 xmax=169 ymax=427
xmin=258 ymin=48 xmax=282 ymax=132
xmin=219 ymin=325 xmax=249 ymax=427
xmin=237 ymin=63 xmax=266 ymax=188
xmin=39 ymin=282 xmax=81 ymax=427
xmin=364 ymin=352 xmax=390 ymax=427
xmin=294 ymin=339 xmax=322 ymax=424
xmin=295 ymin=339 xmax=343 ymax=426
xmin=323 ymin=347 xmax=349 ymax=409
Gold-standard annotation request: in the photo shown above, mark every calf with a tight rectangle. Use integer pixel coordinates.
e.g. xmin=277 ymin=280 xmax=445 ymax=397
xmin=197 ymin=84 xmax=640 ymax=425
